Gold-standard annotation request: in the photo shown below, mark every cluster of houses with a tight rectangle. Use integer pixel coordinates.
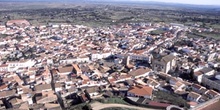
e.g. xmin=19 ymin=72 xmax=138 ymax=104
xmin=0 ymin=19 xmax=219 ymax=110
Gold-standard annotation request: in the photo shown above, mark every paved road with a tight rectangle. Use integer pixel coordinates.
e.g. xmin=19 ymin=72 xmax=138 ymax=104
xmin=91 ymin=102 xmax=156 ymax=110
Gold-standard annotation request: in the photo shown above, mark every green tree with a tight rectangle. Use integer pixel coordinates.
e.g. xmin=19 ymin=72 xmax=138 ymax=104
xmin=82 ymin=104 xmax=92 ymax=110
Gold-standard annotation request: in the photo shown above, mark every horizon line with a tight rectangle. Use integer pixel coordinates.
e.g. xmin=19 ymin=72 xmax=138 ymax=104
xmin=0 ymin=0 xmax=220 ymax=7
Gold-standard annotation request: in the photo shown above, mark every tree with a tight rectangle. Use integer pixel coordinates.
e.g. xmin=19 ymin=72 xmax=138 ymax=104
xmin=82 ymin=104 xmax=92 ymax=110
xmin=154 ymin=91 xmax=190 ymax=108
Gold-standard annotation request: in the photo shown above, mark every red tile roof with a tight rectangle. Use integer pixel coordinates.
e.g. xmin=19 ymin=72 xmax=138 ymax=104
xmin=0 ymin=64 xmax=8 ymax=67
xmin=192 ymin=83 xmax=202 ymax=90
xmin=129 ymin=68 xmax=151 ymax=77
xmin=0 ymin=84 xmax=7 ymax=90
xmin=128 ymin=85 xmax=153 ymax=96
xmin=194 ymin=71 xmax=203 ymax=76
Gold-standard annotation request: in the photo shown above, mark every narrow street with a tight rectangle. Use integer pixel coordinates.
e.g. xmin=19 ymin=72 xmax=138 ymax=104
xmin=50 ymin=70 xmax=65 ymax=110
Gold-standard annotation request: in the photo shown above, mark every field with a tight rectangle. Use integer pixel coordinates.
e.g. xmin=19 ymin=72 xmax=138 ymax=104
xmin=0 ymin=1 xmax=220 ymax=28
xmin=187 ymin=31 xmax=220 ymax=39
xmin=0 ymin=1 xmax=220 ymax=39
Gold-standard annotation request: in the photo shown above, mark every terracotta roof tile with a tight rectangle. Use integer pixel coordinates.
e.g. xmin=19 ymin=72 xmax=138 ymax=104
xmin=128 ymin=85 xmax=153 ymax=96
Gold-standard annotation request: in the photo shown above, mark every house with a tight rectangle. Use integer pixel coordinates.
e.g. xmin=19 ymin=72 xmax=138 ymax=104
xmin=152 ymin=54 xmax=176 ymax=73
xmin=36 ymin=92 xmax=57 ymax=104
xmin=16 ymin=85 xmax=24 ymax=94
xmin=146 ymin=78 xmax=160 ymax=89
xmin=67 ymin=85 xmax=77 ymax=94
xmin=205 ymin=90 xmax=220 ymax=99
xmin=193 ymin=71 xmax=204 ymax=83
xmin=6 ymin=60 xmax=36 ymax=72
xmin=0 ymin=90 xmax=16 ymax=99
xmin=57 ymin=66 xmax=73 ymax=76
xmin=35 ymin=84 xmax=52 ymax=93
xmin=55 ymin=82 xmax=63 ymax=92
xmin=0 ymin=25 xmax=6 ymax=34
xmin=18 ymin=102 xmax=29 ymax=110
xmin=127 ymin=85 xmax=153 ymax=99
xmin=201 ymin=73 xmax=220 ymax=91
xmin=199 ymin=87 xmax=208 ymax=95
xmin=193 ymin=64 xmax=215 ymax=79
xmin=19 ymin=85 xmax=33 ymax=96
xmin=21 ymin=93 xmax=35 ymax=105
xmin=113 ymin=83 xmax=129 ymax=92
xmin=108 ymin=73 xmax=132 ymax=83
xmin=173 ymin=81 xmax=186 ymax=91
xmin=77 ymin=56 xmax=90 ymax=62
xmin=85 ymin=86 xmax=100 ymax=97
xmin=128 ymin=54 xmax=149 ymax=61
xmin=168 ymin=77 xmax=185 ymax=89
xmin=191 ymin=83 xmax=206 ymax=94
xmin=129 ymin=67 xmax=151 ymax=78
xmin=91 ymin=52 xmax=112 ymax=61
xmin=0 ymin=84 xmax=8 ymax=91
xmin=3 ymin=76 xmax=14 ymax=84
xmin=199 ymin=67 xmax=215 ymax=76
xmin=8 ymin=97 xmax=23 ymax=108
xmin=59 ymin=57 xmax=90 ymax=64
xmin=0 ymin=64 xmax=8 ymax=72
xmin=44 ymin=103 xmax=61 ymax=110
xmin=187 ymin=92 xmax=201 ymax=102
xmin=169 ymin=77 xmax=179 ymax=86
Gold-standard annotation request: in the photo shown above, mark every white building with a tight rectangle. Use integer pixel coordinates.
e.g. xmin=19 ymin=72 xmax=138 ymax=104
xmin=6 ymin=60 xmax=36 ymax=72
xmin=91 ymin=52 xmax=112 ymax=61
xmin=60 ymin=57 xmax=90 ymax=64
xmin=187 ymin=92 xmax=202 ymax=102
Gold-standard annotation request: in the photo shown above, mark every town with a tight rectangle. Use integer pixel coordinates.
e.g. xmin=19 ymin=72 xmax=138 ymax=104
xmin=0 ymin=19 xmax=219 ymax=110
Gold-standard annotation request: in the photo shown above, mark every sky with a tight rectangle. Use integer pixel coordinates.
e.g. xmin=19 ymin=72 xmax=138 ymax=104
xmin=1 ymin=0 xmax=220 ymax=6
xmin=129 ymin=0 xmax=220 ymax=5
